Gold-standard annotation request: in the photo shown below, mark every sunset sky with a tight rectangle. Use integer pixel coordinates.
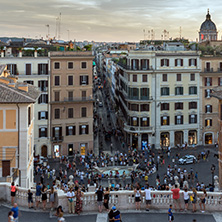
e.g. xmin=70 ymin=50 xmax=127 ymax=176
xmin=0 ymin=0 xmax=221 ymax=42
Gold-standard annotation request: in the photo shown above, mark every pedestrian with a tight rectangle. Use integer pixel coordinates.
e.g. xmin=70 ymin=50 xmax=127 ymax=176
xmin=96 ymin=185 xmax=104 ymax=213
xmin=8 ymin=211 xmax=14 ymax=222
xmin=35 ymin=182 xmax=42 ymax=209
xmin=49 ymin=187 xmax=56 ymax=210
xmin=111 ymin=206 xmax=121 ymax=222
xmin=104 ymin=187 xmax=110 ymax=211
xmin=10 ymin=182 xmax=17 ymax=206
xmin=56 ymin=206 xmax=65 ymax=222
xmin=171 ymin=184 xmax=182 ymax=211
xmin=199 ymin=189 xmax=207 ymax=213
xmin=11 ymin=203 xmax=19 ymax=222
xmin=168 ymin=204 xmax=174 ymax=222
xmin=191 ymin=188 xmax=197 ymax=212
xmin=75 ymin=188 xmax=84 ymax=215
xmin=67 ymin=188 xmax=75 ymax=214
xmin=108 ymin=208 xmax=114 ymax=222
xmin=41 ymin=185 xmax=47 ymax=210
xmin=144 ymin=184 xmax=152 ymax=211
xmin=27 ymin=189 xmax=34 ymax=209
xmin=134 ymin=187 xmax=142 ymax=210
xmin=183 ymin=188 xmax=189 ymax=211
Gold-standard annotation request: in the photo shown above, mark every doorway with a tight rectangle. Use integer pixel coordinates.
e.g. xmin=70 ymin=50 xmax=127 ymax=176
xmin=68 ymin=144 xmax=73 ymax=156
xmin=175 ymin=131 xmax=184 ymax=146
xmin=2 ymin=160 xmax=10 ymax=177
xmin=205 ymin=133 xmax=213 ymax=144
xmin=41 ymin=145 xmax=47 ymax=157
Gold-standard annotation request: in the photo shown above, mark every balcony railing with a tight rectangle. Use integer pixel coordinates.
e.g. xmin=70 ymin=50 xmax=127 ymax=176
xmin=39 ymin=87 xmax=48 ymax=92
xmin=118 ymin=62 xmax=152 ymax=71
xmin=124 ymin=123 xmax=153 ymax=133
xmin=51 ymin=136 xmax=63 ymax=142
xmin=126 ymin=96 xmax=153 ymax=101
xmin=64 ymin=97 xmax=94 ymax=102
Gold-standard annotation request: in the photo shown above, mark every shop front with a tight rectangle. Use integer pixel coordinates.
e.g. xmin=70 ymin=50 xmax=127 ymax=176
xmin=160 ymin=132 xmax=170 ymax=147
xmin=188 ymin=130 xmax=197 ymax=145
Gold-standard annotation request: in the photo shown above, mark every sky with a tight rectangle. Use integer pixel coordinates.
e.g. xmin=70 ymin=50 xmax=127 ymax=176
xmin=0 ymin=0 xmax=222 ymax=42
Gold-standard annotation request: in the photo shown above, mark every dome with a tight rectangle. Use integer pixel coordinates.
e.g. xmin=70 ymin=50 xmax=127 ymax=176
xmin=200 ymin=10 xmax=217 ymax=31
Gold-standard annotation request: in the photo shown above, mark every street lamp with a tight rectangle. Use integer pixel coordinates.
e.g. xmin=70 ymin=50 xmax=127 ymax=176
xmin=211 ymin=164 xmax=216 ymax=187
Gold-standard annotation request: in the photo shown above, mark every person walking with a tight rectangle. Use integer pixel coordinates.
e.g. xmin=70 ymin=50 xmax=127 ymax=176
xmin=8 ymin=211 xmax=14 ymax=222
xmin=191 ymin=188 xmax=197 ymax=212
xmin=171 ymin=184 xmax=182 ymax=211
xmin=49 ymin=187 xmax=56 ymax=210
xmin=11 ymin=203 xmax=20 ymax=222
xmin=67 ymin=188 xmax=75 ymax=214
xmin=104 ymin=187 xmax=110 ymax=211
xmin=96 ymin=185 xmax=104 ymax=213
xmin=183 ymin=188 xmax=189 ymax=211
xmin=144 ymin=184 xmax=152 ymax=211
xmin=134 ymin=187 xmax=142 ymax=210
xmin=199 ymin=189 xmax=207 ymax=213
xmin=41 ymin=185 xmax=47 ymax=210
xmin=27 ymin=189 xmax=34 ymax=209
xmin=35 ymin=182 xmax=42 ymax=209
xmin=10 ymin=182 xmax=17 ymax=206
xmin=168 ymin=204 xmax=174 ymax=222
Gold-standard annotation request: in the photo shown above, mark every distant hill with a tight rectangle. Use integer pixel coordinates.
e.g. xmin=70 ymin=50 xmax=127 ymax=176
xmin=0 ymin=37 xmax=36 ymax=43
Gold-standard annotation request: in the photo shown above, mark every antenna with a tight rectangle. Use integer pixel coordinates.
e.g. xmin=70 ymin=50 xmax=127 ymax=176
xmin=179 ymin=26 xmax=182 ymax=39
xmin=46 ymin=24 xmax=50 ymax=39
xmin=58 ymin=12 xmax=61 ymax=40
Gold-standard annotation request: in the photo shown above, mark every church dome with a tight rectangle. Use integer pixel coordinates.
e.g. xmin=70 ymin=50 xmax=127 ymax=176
xmin=200 ymin=10 xmax=217 ymax=31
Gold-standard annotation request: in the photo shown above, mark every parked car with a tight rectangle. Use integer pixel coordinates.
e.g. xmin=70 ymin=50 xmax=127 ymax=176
xmin=99 ymin=102 xmax=103 ymax=107
xmin=178 ymin=155 xmax=197 ymax=165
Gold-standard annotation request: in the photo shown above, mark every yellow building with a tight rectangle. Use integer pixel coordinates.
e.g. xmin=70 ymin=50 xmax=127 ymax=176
xmin=0 ymin=65 xmax=40 ymax=188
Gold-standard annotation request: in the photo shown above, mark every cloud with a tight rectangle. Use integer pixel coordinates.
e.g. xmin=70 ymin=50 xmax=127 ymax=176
xmin=0 ymin=0 xmax=221 ymax=41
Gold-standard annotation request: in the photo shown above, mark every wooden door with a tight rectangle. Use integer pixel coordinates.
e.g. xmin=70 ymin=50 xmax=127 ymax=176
xmin=41 ymin=145 xmax=47 ymax=157
xmin=2 ymin=160 xmax=10 ymax=177
xmin=26 ymin=64 xmax=31 ymax=75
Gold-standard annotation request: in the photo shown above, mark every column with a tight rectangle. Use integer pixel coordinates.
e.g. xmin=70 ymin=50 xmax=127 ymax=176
xmin=130 ymin=133 xmax=132 ymax=147
xmin=184 ymin=130 xmax=188 ymax=144
xmin=170 ymin=131 xmax=174 ymax=148
xmin=138 ymin=133 xmax=141 ymax=150
xmin=155 ymin=130 xmax=160 ymax=149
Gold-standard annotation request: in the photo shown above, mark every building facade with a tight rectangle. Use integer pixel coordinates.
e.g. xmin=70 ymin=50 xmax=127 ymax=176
xmin=50 ymin=51 xmax=94 ymax=157
xmin=117 ymin=48 xmax=201 ymax=149
xmin=0 ymin=55 xmax=51 ymax=157
xmin=200 ymin=56 xmax=222 ymax=145
xmin=0 ymin=67 xmax=40 ymax=188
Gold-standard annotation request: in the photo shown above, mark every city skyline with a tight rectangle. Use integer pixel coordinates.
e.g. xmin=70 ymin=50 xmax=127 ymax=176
xmin=0 ymin=0 xmax=222 ymax=42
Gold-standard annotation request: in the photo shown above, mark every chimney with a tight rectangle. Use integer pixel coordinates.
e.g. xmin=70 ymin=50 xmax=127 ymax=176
xmin=1 ymin=51 xmax=4 ymax=58
xmin=34 ymin=50 xmax=37 ymax=58
xmin=18 ymin=83 xmax=28 ymax=92
xmin=18 ymin=51 xmax=22 ymax=57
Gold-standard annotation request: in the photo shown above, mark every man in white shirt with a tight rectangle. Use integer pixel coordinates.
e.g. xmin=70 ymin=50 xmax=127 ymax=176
xmin=67 ymin=188 xmax=75 ymax=214
xmin=144 ymin=185 xmax=152 ymax=211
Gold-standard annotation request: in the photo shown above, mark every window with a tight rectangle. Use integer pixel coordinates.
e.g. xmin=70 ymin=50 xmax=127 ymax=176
xmin=68 ymin=108 xmax=73 ymax=118
xmin=133 ymin=75 xmax=137 ymax=82
xmin=39 ymin=127 xmax=47 ymax=138
xmin=54 ymin=109 xmax=60 ymax=119
xmin=79 ymin=125 xmax=89 ymax=135
xmin=161 ymin=87 xmax=170 ymax=96
xmin=38 ymin=111 xmax=48 ymax=120
xmin=175 ymin=87 xmax=183 ymax=95
xmin=38 ymin=80 xmax=48 ymax=92
xmin=80 ymin=75 xmax=89 ymax=85
xmin=205 ymin=119 xmax=212 ymax=127
xmin=140 ymin=88 xmax=149 ymax=100
xmin=68 ymin=91 xmax=73 ymax=101
xmin=52 ymin=127 xmax=62 ymax=138
xmin=28 ymin=107 xmax=31 ymax=126
xmin=161 ymin=116 xmax=169 ymax=125
xmin=205 ymin=89 xmax=212 ymax=98
xmin=24 ymin=80 xmax=34 ymax=85
xmin=38 ymin=94 xmax=48 ymax=104
xmin=55 ymin=76 xmax=60 ymax=86
xmin=130 ymin=104 xmax=139 ymax=111
xmin=141 ymin=117 xmax=149 ymax=126
xmin=140 ymin=104 xmax=149 ymax=111
xmin=128 ymin=88 xmax=139 ymax=100
xmin=219 ymin=62 xmax=222 ymax=72
xmin=175 ymin=59 xmax=183 ymax=67
xmin=162 ymin=74 xmax=167 ymax=82
xmin=25 ymin=64 xmax=31 ymax=75
xmin=205 ymin=77 xmax=212 ymax=86
xmin=190 ymin=74 xmax=195 ymax=81
xmin=7 ymin=64 xmax=17 ymax=75
xmin=131 ymin=59 xmax=139 ymax=70
xmin=189 ymin=115 xmax=197 ymax=124
xmin=189 ymin=59 xmax=197 ymax=66
xmin=68 ymin=62 xmax=73 ymax=69
xmin=175 ymin=102 xmax=183 ymax=110
xmin=142 ymin=75 xmax=147 ymax=82
xmin=141 ymin=59 xmax=149 ymax=70
xmin=175 ymin=115 xmax=183 ymax=125
xmin=81 ymin=107 xmax=87 ymax=117
xmin=54 ymin=62 xmax=60 ymax=69
xmin=38 ymin=63 xmax=48 ymax=75
xmin=160 ymin=59 xmax=169 ymax=67
xmin=66 ymin=126 xmax=75 ymax=136
xmin=132 ymin=117 xmax=138 ymax=126
xmin=205 ymin=105 xmax=212 ymax=113
xmin=161 ymin=103 xmax=170 ymax=111
xmin=189 ymin=86 xmax=197 ymax=95
xmin=81 ymin=62 xmax=87 ymax=69
xmin=54 ymin=91 xmax=60 ymax=101
xmin=205 ymin=62 xmax=211 ymax=72
xmin=218 ymin=77 xmax=222 ymax=86
xmin=189 ymin=102 xmax=197 ymax=109
xmin=68 ymin=76 xmax=73 ymax=86
xmin=176 ymin=74 xmax=181 ymax=81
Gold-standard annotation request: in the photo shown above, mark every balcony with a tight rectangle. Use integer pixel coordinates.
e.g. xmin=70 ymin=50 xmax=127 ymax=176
xmin=39 ymin=87 xmax=48 ymax=92
xmin=204 ymin=68 xmax=213 ymax=73
xmin=51 ymin=136 xmax=63 ymax=143
xmin=118 ymin=62 xmax=152 ymax=71
xmin=126 ymin=96 xmax=153 ymax=102
xmin=51 ymin=97 xmax=94 ymax=104
xmin=124 ymin=123 xmax=153 ymax=133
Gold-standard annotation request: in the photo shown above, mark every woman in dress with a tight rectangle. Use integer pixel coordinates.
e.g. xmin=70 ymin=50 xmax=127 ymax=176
xmin=199 ymin=189 xmax=207 ymax=213
xmin=104 ymin=187 xmax=110 ymax=211
xmin=134 ymin=187 xmax=142 ymax=210
xmin=191 ymin=188 xmax=197 ymax=212
xmin=8 ymin=211 xmax=14 ymax=222
xmin=75 ymin=187 xmax=84 ymax=215
xmin=49 ymin=187 xmax=56 ymax=210
xmin=41 ymin=185 xmax=48 ymax=210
